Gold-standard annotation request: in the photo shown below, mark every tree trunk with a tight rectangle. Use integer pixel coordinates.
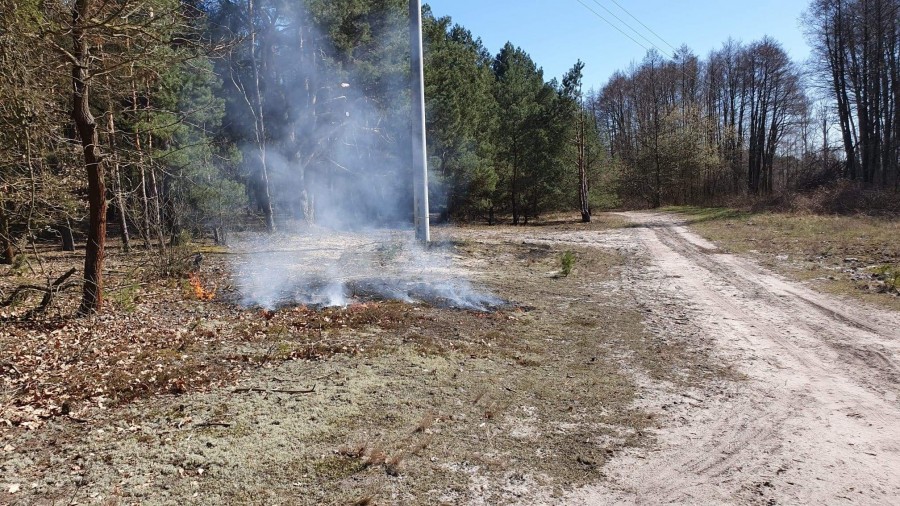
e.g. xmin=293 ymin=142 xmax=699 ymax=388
xmin=653 ymin=106 xmax=662 ymax=208
xmin=144 ymin=80 xmax=167 ymax=254
xmin=248 ymin=0 xmax=275 ymax=233
xmin=138 ymin=164 xmax=152 ymax=248
xmin=511 ymin=161 xmax=519 ymax=225
xmin=99 ymin=54 xmax=130 ymax=254
xmin=129 ymin=66 xmax=153 ymax=249
xmin=511 ymin=138 xmax=520 ymax=225
xmin=148 ymin=163 xmax=166 ymax=254
xmin=0 ymin=194 xmax=13 ymax=265
xmin=106 ymin=105 xmax=131 ymax=253
xmin=577 ymin=104 xmax=591 ymax=223
xmin=112 ymin=163 xmax=130 ymax=253
xmin=60 ymin=223 xmax=75 ymax=252
xmin=72 ymin=0 xmax=107 ymax=315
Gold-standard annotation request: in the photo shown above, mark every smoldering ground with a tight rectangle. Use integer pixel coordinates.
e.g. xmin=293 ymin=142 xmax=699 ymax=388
xmin=223 ymin=5 xmax=497 ymax=311
xmin=232 ymin=230 xmax=504 ymax=310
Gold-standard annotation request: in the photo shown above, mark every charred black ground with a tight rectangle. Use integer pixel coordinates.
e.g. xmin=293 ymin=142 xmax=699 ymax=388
xmin=228 ymin=275 xmax=511 ymax=312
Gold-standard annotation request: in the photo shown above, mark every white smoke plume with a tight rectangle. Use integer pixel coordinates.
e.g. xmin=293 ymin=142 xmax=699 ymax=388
xmin=221 ymin=4 xmax=500 ymax=311
xmin=234 ymin=230 xmax=503 ymax=311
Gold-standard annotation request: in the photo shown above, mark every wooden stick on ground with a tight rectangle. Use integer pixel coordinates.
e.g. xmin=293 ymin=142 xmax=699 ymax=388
xmin=231 ymin=386 xmax=316 ymax=395
xmin=195 ymin=422 xmax=232 ymax=429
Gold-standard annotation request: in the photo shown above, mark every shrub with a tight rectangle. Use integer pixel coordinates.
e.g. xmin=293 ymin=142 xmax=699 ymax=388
xmin=871 ymin=265 xmax=900 ymax=293
xmin=560 ymin=251 xmax=576 ymax=277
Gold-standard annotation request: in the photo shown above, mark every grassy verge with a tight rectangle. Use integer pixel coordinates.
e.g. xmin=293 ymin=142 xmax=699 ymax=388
xmin=665 ymin=206 xmax=900 ymax=311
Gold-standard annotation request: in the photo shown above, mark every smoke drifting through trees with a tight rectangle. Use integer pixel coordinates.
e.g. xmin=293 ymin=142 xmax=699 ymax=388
xmin=212 ymin=1 xmax=500 ymax=309
xmin=210 ymin=0 xmax=416 ymax=230
xmin=0 ymin=1 xmax=897 ymax=315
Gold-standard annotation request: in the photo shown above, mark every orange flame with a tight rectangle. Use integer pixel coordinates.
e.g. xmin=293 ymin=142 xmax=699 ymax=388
xmin=189 ymin=272 xmax=216 ymax=301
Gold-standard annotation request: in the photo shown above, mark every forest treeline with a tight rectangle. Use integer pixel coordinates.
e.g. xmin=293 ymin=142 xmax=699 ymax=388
xmin=0 ymin=0 xmax=898 ymax=313
xmin=597 ymin=0 xmax=900 ymax=207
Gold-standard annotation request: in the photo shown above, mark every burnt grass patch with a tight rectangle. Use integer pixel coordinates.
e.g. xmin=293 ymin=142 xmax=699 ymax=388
xmin=225 ymin=275 xmax=512 ymax=312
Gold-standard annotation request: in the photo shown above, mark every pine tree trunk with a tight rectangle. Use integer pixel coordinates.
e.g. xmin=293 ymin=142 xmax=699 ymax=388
xmin=144 ymin=81 xmax=167 ymax=254
xmin=139 ymin=164 xmax=152 ymax=248
xmin=578 ymin=106 xmax=591 ymax=223
xmin=72 ymin=0 xmax=107 ymax=315
xmin=113 ymin=163 xmax=131 ymax=253
xmin=99 ymin=55 xmax=130 ymax=254
xmin=106 ymin=97 xmax=131 ymax=253
xmin=148 ymin=164 xmax=167 ymax=254
xmin=511 ymin=143 xmax=520 ymax=225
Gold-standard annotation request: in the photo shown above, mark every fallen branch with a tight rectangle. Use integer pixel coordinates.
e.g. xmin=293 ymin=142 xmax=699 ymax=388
xmin=195 ymin=421 xmax=232 ymax=429
xmin=268 ymin=374 xmax=328 ymax=384
xmin=1 ymin=267 xmax=78 ymax=319
xmin=232 ymin=386 xmax=316 ymax=395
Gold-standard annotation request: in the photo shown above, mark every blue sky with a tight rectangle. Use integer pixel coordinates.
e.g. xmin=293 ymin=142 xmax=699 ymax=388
xmin=424 ymin=0 xmax=813 ymax=91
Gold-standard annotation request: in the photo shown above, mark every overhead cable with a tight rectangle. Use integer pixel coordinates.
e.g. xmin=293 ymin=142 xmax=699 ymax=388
xmin=589 ymin=0 xmax=672 ymax=57
xmin=572 ymin=0 xmax=651 ymax=53
xmin=607 ymin=0 xmax=679 ymax=53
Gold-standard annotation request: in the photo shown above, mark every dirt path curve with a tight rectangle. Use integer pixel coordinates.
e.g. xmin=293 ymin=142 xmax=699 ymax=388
xmin=553 ymin=211 xmax=900 ymax=505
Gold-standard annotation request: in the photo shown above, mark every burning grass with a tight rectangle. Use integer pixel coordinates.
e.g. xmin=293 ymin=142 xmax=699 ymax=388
xmin=188 ymin=271 xmax=217 ymax=301
xmin=233 ymin=276 xmax=510 ymax=313
xmin=232 ymin=230 xmax=507 ymax=312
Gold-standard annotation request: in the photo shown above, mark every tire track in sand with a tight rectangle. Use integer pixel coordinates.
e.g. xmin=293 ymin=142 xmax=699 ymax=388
xmin=562 ymin=211 xmax=900 ymax=505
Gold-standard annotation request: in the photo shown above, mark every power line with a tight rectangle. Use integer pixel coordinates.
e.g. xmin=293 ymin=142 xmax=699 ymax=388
xmin=574 ymin=0 xmax=700 ymax=106
xmin=606 ymin=0 xmax=679 ymax=53
xmin=589 ymin=0 xmax=672 ymax=57
xmin=572 ymin=0 xmax=651 ymax=53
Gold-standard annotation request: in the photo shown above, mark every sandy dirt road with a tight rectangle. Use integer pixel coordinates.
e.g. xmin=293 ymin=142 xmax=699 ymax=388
xmin=550 ymin=212 xmax=900 ymax=505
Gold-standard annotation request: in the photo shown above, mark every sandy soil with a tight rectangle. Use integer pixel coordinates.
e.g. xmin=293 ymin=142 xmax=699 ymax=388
xmin=558 ymin=212 xmax=900 ymax=505
xmin=3 ymin=211 xmax=898 ymax=505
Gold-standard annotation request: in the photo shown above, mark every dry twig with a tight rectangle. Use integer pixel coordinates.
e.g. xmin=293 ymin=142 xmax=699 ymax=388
xmin=231 ymin=386 xmax=316 ymax=395
xmin=195 ymin=421 xmax=232 ymax=429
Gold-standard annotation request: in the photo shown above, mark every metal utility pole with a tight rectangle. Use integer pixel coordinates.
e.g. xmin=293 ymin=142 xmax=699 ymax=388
xmin=409 ymin=0 xmax=430 ymax=243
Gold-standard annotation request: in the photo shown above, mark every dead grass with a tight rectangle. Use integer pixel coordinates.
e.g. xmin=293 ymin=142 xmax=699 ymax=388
xmin=453 ymin=212 xmax=634 ymax=233
xmin=790 ymin=180 xmax=900 ymax=217
xmin=667 ymin=207 xmax=900 ymax=311
xmin=1 ymin=228 xmax=735 ymax=505
xmin=528 ymin=211 xmax=635 ymax=230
